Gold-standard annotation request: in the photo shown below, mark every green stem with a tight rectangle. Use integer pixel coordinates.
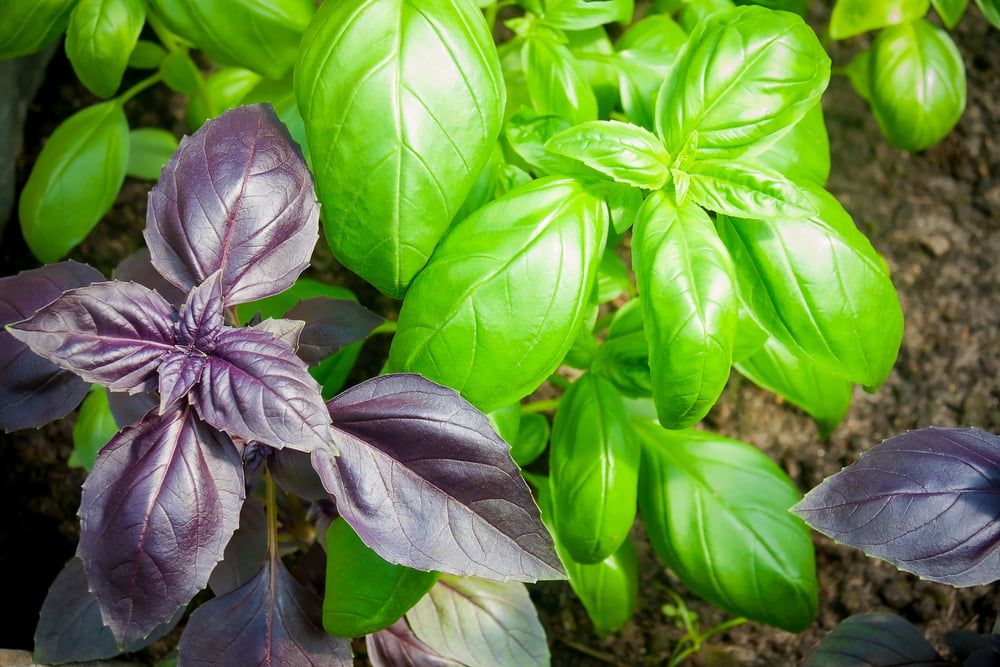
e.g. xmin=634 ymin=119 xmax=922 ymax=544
xmin=118 ymin=73 xmax=161 ymax=104
xmin=264 ymin=465 xmax=278 ymax=563
xmin=521 ymin=397 xmax=561 ymax=414
xmin=372 ymin=320 xmax=397 ymax=335
xmin=146 ymin=10 xmax=183 ymax=52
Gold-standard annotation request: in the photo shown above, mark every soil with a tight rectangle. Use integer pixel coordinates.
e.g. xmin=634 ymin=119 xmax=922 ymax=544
xmin=1 ymin=3 xmax=999 ymax=665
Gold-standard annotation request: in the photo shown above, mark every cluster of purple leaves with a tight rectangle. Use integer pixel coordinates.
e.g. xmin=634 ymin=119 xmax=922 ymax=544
xmin=1 ymin=104 xmax=562 ymax=665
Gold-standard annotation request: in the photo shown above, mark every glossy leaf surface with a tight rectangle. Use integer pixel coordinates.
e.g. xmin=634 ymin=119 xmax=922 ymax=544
xmin=978 ymin=0 xmax=1000 ymax=27
xmin=296 ymin=0 xmax=504 ymax=297
xmin=804 ymin=613 xmax=947 ymax=666
xmin=550 ymin=373 xmax=639 ymax=564
xmin=407 ymin=576 xmax=549 ymax=667
xmin=20 ymin=101 xmax=129 ymax=262
xmin=829 ymin=0 xmax=930 ymax=39
xmin=511 ymin=413 xmax=550 ymax=467
xmin=70 ymin=388 xmax=119 ymax=471
xmin=522 ymin=37 xmax=599 ymax=125
xmin=186 ymin=67 xmax=262 ymax=131
xmin=592 ymin=299 xmax=652 ymax=398
xmin=388 ymin=178 xmax=607 ymax=412
xmin=637 ymin=423 xmax=817 ymax=631
xmin=794 ymin=428 xmax=1000 ymax=587
xmin=655 ymin=6 xmax=830 ymax=159
xmin=546 ymin=120 xmax=670 ymax=189
xmin=542 ymin=0 xmax=633 ymax=29
xmin=616 ymin=14 xmax=687 ymax=130
xmin=632 ymin=192 xmax=737 ymax=429
xmin=287 ymin=297 xmax=383 ymax=365
xmin=146 ymin=104 xmax=319 ymax=306
xmin=323 ymin=519 xmax=438 ymax=637
xmin=65 ymin=0 xmax=145 ymax=97
xmin=0 ymin=261 xmax=102 ymax=431
xmin=313 ymin=374 xmax=564 ymax=581
xmin=0 ymin=0 xmax=74 ymax=59
xmin=746 ymin=104 xmax=830 ymax=185
xmin=686 ymin=159 xmax=817 ymax=220
xmin=78 ymin=406 xmax=244 ymax=645
xmin=127 ymin=129 xmax=179 ymax=181
xmin=932 ymin=0 xmax=968 ymax=27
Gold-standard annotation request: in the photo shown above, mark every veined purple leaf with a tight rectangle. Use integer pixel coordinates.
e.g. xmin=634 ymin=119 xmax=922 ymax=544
xmin=0 ymin=261 xmax=103 ymax=431
xmin=33 ymin=557 xmax=182 ymax=665
xmin=406 ymin=576 xmax=550 ymax=667
xmin=8 ymin=281 xmax=176 ymax=394
xmin=177 ymin=557 xmax=352 ymax=666
xmin=793 ymin=427 xmax=1000 ymax=587
xmin=157 ymin=349 xmax=207 ymax=415
xmin=313 ymin=373 xmax=563 ymax=582
xmin=251 ymin=317 xmax=306 ymax=351
xmin=192 ymin=326 xmax=335 ymax=453
xmin=208 ymin=497 xmax=268 ymax=596
xmin=367 ymin=619 xmax=462 ymax=667
xmin=114 ymin=248 xmax=186 ymax=308
xmin=79 ymin=405 xmax=245 ymax=645
xmin=270 ymin=448 xmax=328 ymax=501
xmin=287 ymin=297 xmax=383 ymax=365
xmin=108 ymin=390 xmax=158 ymax=428
xmin=176 ymin=270 xmax=224 ymax=351
xmin=803 ymin=613 xmax=948 ymax=666
xmin=145 ymin=104 xmax=319 ymax=306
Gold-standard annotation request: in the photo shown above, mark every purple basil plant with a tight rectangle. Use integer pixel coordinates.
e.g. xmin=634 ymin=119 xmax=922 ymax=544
xmin=1 ymin=104 xmax=562 ymax=665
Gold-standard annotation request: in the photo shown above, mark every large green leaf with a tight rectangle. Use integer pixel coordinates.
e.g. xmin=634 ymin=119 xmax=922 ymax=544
xmin=636 ymin=422 xmax=817 ymax=632
xmin=65 ymin=0 xmax=146 ymax=98
xmin=0 ymin=0 xmax=74 ymax=60
xmin=540 ymin=0 xmax=633 ymax=29
xmin=522 ymin=36 xmax=598 ymax=125
xmin=387 ymin=178 xmax=607 ymax=412
xmin=632 ymin=192 xmax=738 ymax=429
xmin=615 ymin=14 xmax=687 ymax=130
xmin=868 ymin=19 xmax=966 ymax=152
xmin=185 ymin=67 xmax=262 ymax=131
xmin=550 ymin=373 xmax=639 ymax=564
xmin=296 ymin=0 xmax=504 ymax=298
xmin=743 ymin=104 xmax=830 ymax=185
xmin=716 ymin=183 xmax=903 ymax=387
xmin=829 ymin=0 xmax=930 ymax=39
xmin=685 ymin=159 xmax=817 ymax=220
xmin=566 ymin=28 xmax=620 ymax=118
xmin=931 ymin=0 xmax=968 ymax=27
xmin=593 ymin=299 xmax=652 ymax=398
xmin=150 ymin=0 xmax=313 ymax=78
xmin=126 ymin=129 xmax=178 ymax=181
xmin=546 ymin=120 xmax=670 ymax=189
xmin=20 ymin=101 xmax=129 ymax=263
xmin=977 ymin=0 xmax=1000 ymax=28
xmin=323 ymin=519 xmax=437 ymax=637
xmin=736 ymin=336 xmax=853 ymax=437
xmin=655 ymin=6 xmax=830 ymax=160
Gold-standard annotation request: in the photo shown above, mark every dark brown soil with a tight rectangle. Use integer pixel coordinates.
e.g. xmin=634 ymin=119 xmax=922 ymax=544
xmin=1 ymin=3 xmax=998 ymax=665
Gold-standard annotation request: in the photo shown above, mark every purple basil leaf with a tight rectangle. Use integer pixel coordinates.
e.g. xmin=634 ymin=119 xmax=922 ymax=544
xmin=114 ymin=248 xmax=186 ymax=308
xmin=313 ymin=373 xmax=563 ymax=582
xmin=208 ymin=497 xmax=268 ymax=596
xmin=270 ymin=448 xmax=328 ymax=501
xmin=108 ymin=390 xmax=158 ymax=428
xmin=157 ymin=349 xmax=207 ymax=415
xmin=176 ymin=270 xmax=224 ymax=351
xmin=803 ymin=613 xmax=948 ymax=666
xmin=287 ymin=297 xmax=383 ymax=365
xmin=367 ymin=619 xmax=462 ymax=667
xmin=8 ymin=281 xmax=176 ymax=394
xmin=79 ymin=405 xmax=245 ymax=645
xmin=192 ymin=325 xmax=335 ymax=453
xmin=793 ymin=427 xmax=1000 ymax=587
xmin=33 ymin=556 xmax=182 ymax=665
xmin=145 ymin=104 xmax=319 ymax=306
xmin=177 ymin=557 xmax=352 ymax=666
xmin=0 ymin=261 xmax=103 ymax=431
xmin=251 ymin=317 xmax=306 ymax=351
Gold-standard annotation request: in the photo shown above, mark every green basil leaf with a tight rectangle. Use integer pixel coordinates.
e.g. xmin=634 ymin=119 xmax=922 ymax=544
xmin=656 ymin=6 xmax=830 ymax=159
xmin=679 ymin=0 xmax=736 ymax=31
xmin=686 ymin=159 xmax=817 ymax=220
xmin=185 ymin=67 xmax=262 ymax=131
xmin=455 ymin=145 xmax=504 ymax=224
xmin=736 ymin=336 xmax=853 ymax=437
xmin=504 ymin=108 xmax=598 ymax=177
xmin=531 ymin=475 xmax=639 ymax=637
xmin=312 ymin=343 xmax=363 ymax=400
xmin=128 ymin=39 xmax=167 ymax=69
xmin=242 ymin=77 xmax=308 ymax=159
xmin=541 ymin=0 xmax=633 ymax=29
xmin=0 ymin=0 xmax=74 ymax=60
xmin=829 ymin=0 xmax=930 ymax=39
xmin=743 ymin=104 xmax=830 ymax=185
xmin=387 ymin=178 xmax=608 ymax=412
xmin=511 ymin=413 xmax=550 ymax=466
xmin=546 ymin=120 xmax=670 ymax=189
xmin=296 ymin=0 xmax=504 ymax=298
xmin=550 ymin=373 xmax=639 ymax=564
xmin=65 ymin=0 xmax=145 ymax=98
xmin=735 ymin=0 xmax=807 ymax=14
xmin=632 ymin=192 xmax=738 ymax=429
xmin=150 ymin=0 xmax=313 ymax=79
xmin=19 ymin=101 xmax=129 ymax=263
xmin=616 ymin=15 xmax=687 ymax=130
xmin=731 ymin=301 xmax=768 ymax=363
xmin=636 ymin=422 xmax=817 ymax=631
xmin=868 ymin=19 xmax=966 ymax=151
xmin=596 ymin=246 xmax=631 ymax=303
xmin=595 ymin=181 xmax=644 ymax=235
xmin=976 ymin=0 xmax=1000 ymax=28
xmin=566 ymin=27 xmax=620 ymax=118
xmin=716 ymin=183 xmax=903 ymax=387
xmin=523 ymin=36 xmax=599 ymax=125
xmin=70 ymin=388 xmax=118 ymax=471
xmin=593 ymin=299 xmax=652 ymax=398
xmin=931 ymin=0 xmax=968 ymax=27
xmin=159 ymin=50 xmax=202 ymax=94
xmin=844 ymin=49 xmax=872 ymax=101
xmin=126 ymin=128 xmax=179 ymax=181
xmin=487 ymin=402 xmax=522 ymax=445
xmin=564 ymin=303 xmax=599 ymax=369
xmin=324 ymin=518 xmax=438 ymax=637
